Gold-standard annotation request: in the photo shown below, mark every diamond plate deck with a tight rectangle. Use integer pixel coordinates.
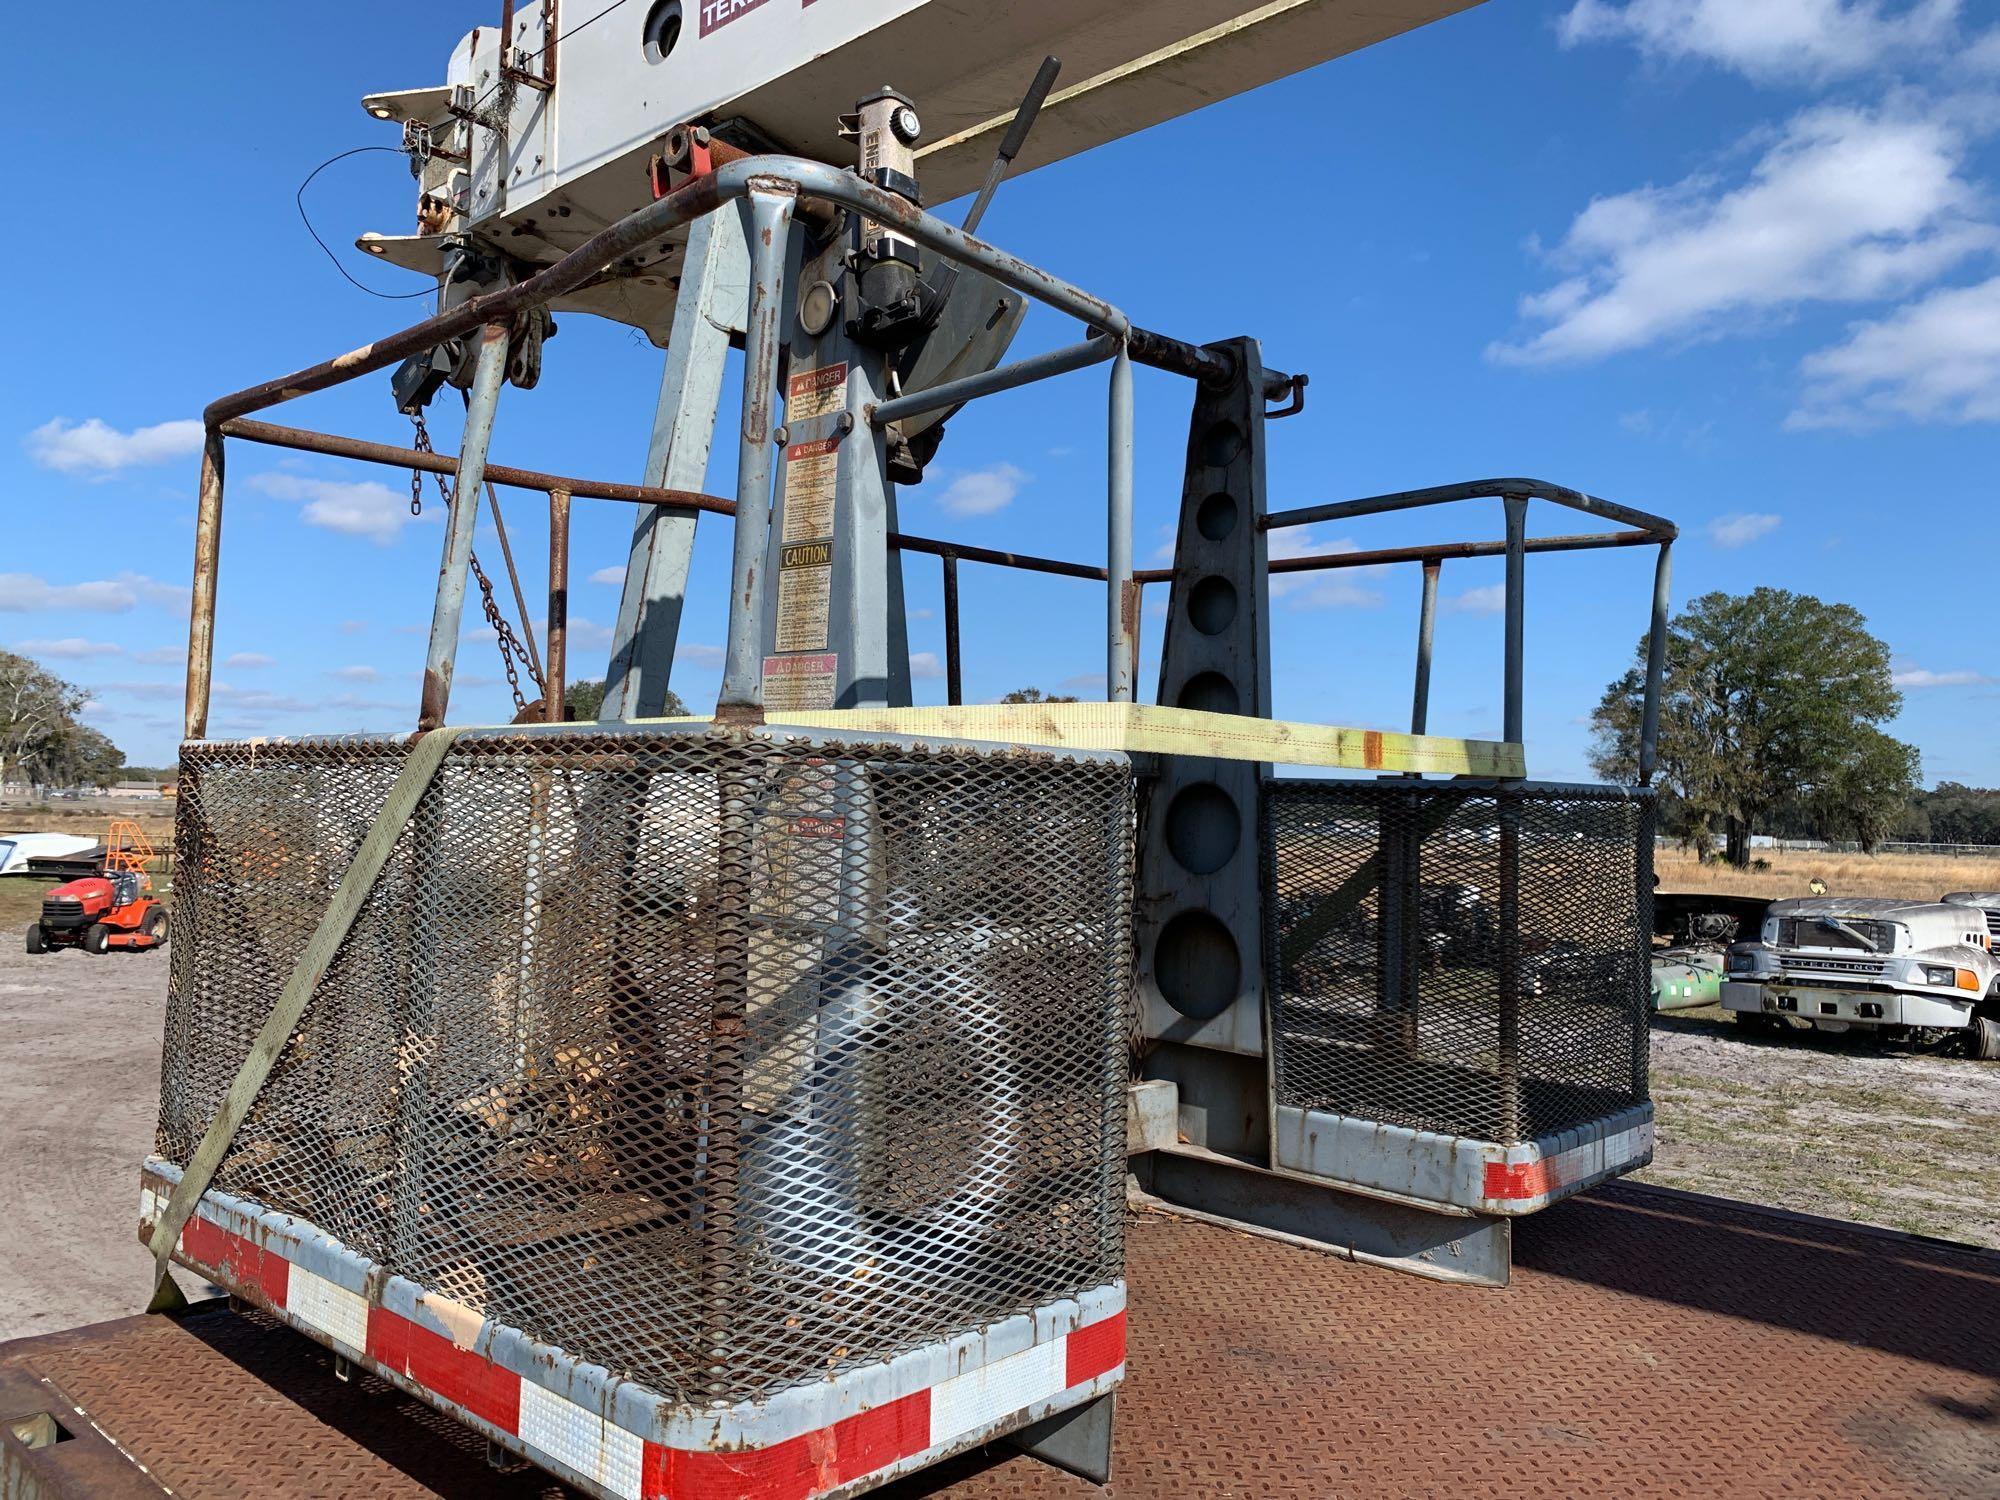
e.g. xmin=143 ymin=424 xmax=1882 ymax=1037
xmin=4 ymin=1183 xmax=1994 ymax=1498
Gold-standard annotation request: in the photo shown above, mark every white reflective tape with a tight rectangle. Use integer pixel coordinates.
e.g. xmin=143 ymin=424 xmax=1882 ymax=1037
xmin=286 ymin=1264 xmax=370 ymax=1352
xmin=929 ymin=1338 xmax=1066 ymax=1448
xmin=518 ymin=1380 xmax=644 ymax=1500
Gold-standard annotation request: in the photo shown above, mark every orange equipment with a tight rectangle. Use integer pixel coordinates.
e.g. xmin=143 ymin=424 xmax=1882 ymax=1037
xmin=24 ymin=819 xmax=168 ymax=955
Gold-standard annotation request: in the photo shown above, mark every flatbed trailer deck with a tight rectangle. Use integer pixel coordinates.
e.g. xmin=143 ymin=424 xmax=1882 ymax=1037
xmin=5 ymin=1183 xmax=1994 ymax=1498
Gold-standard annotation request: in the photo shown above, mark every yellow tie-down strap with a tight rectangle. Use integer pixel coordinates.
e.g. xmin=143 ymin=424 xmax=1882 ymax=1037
xmin=666 ymin=703 xmax=1524 ymax=777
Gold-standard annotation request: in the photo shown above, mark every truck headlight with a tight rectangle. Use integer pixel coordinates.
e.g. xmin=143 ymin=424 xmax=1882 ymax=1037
xmin=1921 ymin=964 xmax=1956 ymax=986
xmin=1726 ymin=945 xmax=1779 ymax=979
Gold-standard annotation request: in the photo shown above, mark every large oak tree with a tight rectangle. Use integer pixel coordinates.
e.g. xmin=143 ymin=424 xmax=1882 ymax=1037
xmin=1589 ymin=588 xmax=1917 ymax=864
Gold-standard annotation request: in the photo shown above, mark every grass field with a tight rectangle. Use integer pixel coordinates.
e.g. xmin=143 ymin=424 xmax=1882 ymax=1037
xmin=1656 ymin=846 xmax=2000 ymax=903
xmin=1 ymin=798 xmax=178 ymax=936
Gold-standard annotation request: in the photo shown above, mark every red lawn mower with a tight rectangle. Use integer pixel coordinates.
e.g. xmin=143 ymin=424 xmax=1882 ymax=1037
xmin=24 ymin=819 xmax=168 ymax=956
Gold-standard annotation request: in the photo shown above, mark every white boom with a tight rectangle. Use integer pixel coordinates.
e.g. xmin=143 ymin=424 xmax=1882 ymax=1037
xmin=358 ymin=0 xmax=1482 ymax=341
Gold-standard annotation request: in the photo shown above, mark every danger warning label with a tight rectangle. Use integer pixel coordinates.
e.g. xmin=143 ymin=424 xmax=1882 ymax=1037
xmin=699 ymin=0 xmax=769 ymax=35
xmin=782 ymin=437 xmax=839 ymax=545
xmin=786 ymin=363 xmax=848 ymax=421
xmin=763 ymin=652 xmax=838 ymax=710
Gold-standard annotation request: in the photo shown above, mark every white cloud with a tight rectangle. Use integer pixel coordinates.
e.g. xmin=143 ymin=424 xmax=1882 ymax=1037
xmin=1268 ymin=530 xmax=1386 ymax=610
xmin=339 ymin=620 xmax=368 ymax=635
xmin=249 ymin=472 xmax=434 ymax=544
xmin=329 ymin=665 xmax=380 ymax=682
xmin=909 ymin=607 xmax=935 ymax=621
xmin=25 ymin=416 xmax=203 ymax=476
xmin=225 ymin=652 xmax=274 ymax=669
xmin=1791 ymin=273 xmax=2000 ymax=426
xmin=0 ymin=571 xmax=184 ymax=613
xmin=590 ymin=565 xmax=626 ymax=586
xmin=1445 ymin=584 xmax=1508 ymax=616
xmin=910 ymin=651 xmax=944 ymax=680
xmin=1559 ymin=0 xmax=1964 ymax=83
xmin=1706 ymin=512 xmax=1782 ymax=547
xmin=1894 ymin=665 xmax=1991 ymax=687
xmin=1491 ymin=105 xmax=1995 ymax=366
xmin=132 ymin=645 xmax=184 ymax=665
xmin=567 ymin=617 xmax=616 ymax=652
xmin=934 ymin=463 xmax=1029 ymax=518
xmin=675 ymin=642 xmax=726 ymax=668
xmin=11 ymin=637 xmax=125 ymax=659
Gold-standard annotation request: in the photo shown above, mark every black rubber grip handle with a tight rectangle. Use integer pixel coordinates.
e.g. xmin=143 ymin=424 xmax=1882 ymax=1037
xmin=997 ymin=56 xmax=1061 ymax=163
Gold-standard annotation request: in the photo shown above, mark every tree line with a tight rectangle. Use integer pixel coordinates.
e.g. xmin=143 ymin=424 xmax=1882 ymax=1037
xmin=0 ymin=649 xmax=124 ymax=790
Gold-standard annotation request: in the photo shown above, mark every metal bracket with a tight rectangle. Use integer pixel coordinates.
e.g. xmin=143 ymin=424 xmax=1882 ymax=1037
xmin=1265 ymin=371 xmax=1308 ymax=419
xmin=1008 ymin=1392 xmax=1115 ymax=1486
xmin=1133 ymin=1144 xmax=1512 ymax=1288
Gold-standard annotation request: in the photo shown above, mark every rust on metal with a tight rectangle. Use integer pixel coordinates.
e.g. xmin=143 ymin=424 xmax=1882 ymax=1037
xmin=184 ymin=430 xmax=226 ymax=742
xmin=220 ymin=418 xmax=736 ymax=515
xmin=418 ymin=668 xmax=449 ymax=733
xmin=546 ymin=489 xmax=569 ymax=722
xmin=11 ymin=1187 xmax=1996 ymax=1497
xmin=202 ymin=168 xmax=731 ymax=427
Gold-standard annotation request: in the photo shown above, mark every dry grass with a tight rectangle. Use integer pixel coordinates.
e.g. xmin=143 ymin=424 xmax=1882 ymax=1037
xmin=0 ymin=798 xmax=176 ymax=847
xmin=1656 ymin=846 xmax=2000 ymax=903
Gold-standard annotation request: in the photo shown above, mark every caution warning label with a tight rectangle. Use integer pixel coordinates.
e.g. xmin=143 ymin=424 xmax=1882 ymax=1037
xmin=786 ymin=363 xmax=848 ymax=421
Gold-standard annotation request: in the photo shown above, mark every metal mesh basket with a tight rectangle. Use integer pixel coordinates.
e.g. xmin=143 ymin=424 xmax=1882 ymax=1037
xmin=1265 ymin=779 xmax=1652 ymax=1146
xmin=157 ymin=725 xmax=1133 ymax=1408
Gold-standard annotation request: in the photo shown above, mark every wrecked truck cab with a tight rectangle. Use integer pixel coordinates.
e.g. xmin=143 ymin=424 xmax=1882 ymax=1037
xmin=1721 ymin=895 xmax=2000 ymax=1058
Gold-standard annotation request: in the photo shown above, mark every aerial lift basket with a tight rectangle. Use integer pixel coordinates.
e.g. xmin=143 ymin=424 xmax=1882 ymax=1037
xmin=147 ymin=723 xmax=1132 ymax=1495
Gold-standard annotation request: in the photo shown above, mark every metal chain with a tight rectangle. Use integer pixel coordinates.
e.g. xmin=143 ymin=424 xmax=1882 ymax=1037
xmin=470 ymin=551 xmax=540 ymax=715
xmin=408 ymin=411 xmax=544 ymax=715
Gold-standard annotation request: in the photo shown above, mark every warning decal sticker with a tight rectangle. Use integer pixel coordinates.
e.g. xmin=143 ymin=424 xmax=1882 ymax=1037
xmin=786 ymin=363 xmax=848 ymax=421
xmin=763 ymin=652 xmax=838 ymax=710
xmin=782 ymin=438 xmax=840 ymax=545
xmin=775 ymin=541 xmax=832 ymax=652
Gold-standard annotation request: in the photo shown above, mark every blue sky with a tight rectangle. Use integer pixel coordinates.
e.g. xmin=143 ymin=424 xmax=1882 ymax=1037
xmin=7 ymin=1 xmax=1999 ymax=782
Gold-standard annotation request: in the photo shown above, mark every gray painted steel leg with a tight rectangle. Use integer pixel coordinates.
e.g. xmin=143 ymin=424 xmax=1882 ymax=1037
xmin=1106 ymin=345 xmax=1136 ymax=703
xmin=419 ymin=322 xmax=510 ymax=730
xmin=1412 ymin=558 xmax=1439 ymax=738
xmin=718 ymin=186 xmax=797 ymax=713
xmin=1639 ymin=540 xmax=1672 ymax=784
xmin=1008 ymin=1393 xmax=1115 ymax=1485
xmin=1136 ymin=1147 xmax=1512 ymax=1288
xmin=605 ymin=204 xmax=751 ymax=720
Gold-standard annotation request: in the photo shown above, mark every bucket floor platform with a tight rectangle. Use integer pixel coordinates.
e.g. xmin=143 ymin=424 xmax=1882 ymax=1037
xmin=4 ymin=1183 xmax=1994 ymax=1498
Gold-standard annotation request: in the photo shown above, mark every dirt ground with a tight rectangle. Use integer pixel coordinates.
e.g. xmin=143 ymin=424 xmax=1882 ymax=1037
xmin=1640 ymin=1007 xmax=2000 ymax=1248
xmin=0 ymin=936 xmax=204 ymax=1342
xmin=0 ymin=925 xmax=1995 ymax=1346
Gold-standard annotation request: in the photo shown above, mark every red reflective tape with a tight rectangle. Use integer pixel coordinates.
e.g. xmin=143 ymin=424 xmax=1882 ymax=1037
xmin=643 ymin=1390 xmax=931 ymax=1500
xmin=180 ymin=1214 xmax=290 ymax=1308
xmin=366 ymin=1307 xmax=520 ymax=1434
xmin=832 ymin=1390 xmax=930 ymax=1486
xmin=1065 ymin=1310 xmax=1127 ymax=1388
xmin=1483 ymin=1159 xmax=1550 ymax=1201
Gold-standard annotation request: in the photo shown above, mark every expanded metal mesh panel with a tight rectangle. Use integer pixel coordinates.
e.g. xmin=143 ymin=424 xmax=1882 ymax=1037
xmin=1266 ymin=780 xmax=1652 ymax=1146
xmin=158 ymin=726 xmax=1132 ymax=1408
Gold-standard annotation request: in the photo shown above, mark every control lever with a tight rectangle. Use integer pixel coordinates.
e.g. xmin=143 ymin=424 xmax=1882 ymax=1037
xmin=962 ymin=54 xmax=1062 ymax=237
xmin=916 ymin=56 xmax=1061 ymax=329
